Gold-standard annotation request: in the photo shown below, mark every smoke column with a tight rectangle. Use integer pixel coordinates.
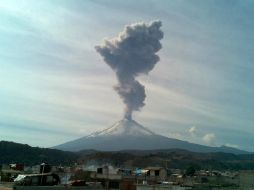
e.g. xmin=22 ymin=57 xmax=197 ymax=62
xmin=95 ymin=20 xmax=163 ymax=120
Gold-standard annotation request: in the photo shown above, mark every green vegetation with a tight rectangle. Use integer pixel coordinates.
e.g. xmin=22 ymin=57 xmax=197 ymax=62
xmin=185 ymin=165 xmax=196 ymax=176
xmin=0 ymin=141 xmax=78 ymax=165
xmin=1 ymin=141 xmax=254 ymax=170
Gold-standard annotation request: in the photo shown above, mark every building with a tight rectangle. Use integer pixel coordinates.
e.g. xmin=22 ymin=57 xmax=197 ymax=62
xmin=145 ymin=167 xmax=167 ymax=182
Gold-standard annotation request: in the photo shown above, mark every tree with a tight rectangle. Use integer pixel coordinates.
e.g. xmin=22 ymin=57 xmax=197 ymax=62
xmin=185 ymin=166 xmax=196 ymax=176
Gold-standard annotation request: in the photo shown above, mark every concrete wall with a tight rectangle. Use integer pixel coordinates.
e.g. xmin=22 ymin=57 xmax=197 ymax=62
xmin=137 ymin=184 xmax=189 ymax=190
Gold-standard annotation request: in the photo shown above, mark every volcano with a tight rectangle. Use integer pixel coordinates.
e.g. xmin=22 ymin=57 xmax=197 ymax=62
xmin=54 ymin=119 xmax=247 ymax=154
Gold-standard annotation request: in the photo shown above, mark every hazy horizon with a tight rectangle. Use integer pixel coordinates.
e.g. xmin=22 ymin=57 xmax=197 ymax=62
xmin=0 ymin=0 xmax=254 ymax=151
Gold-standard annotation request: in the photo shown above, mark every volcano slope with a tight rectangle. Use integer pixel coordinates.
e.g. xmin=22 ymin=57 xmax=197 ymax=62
xmin=54 ymin=119 xmax=247 ymax=154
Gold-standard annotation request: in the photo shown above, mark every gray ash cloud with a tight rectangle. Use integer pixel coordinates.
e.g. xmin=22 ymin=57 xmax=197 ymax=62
xmin=95 ymin=20 xmax=163 ymax=120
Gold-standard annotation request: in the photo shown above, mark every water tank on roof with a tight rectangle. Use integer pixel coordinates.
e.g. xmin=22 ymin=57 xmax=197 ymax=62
xmin=40 ymin=163 xmax=51 ymax=173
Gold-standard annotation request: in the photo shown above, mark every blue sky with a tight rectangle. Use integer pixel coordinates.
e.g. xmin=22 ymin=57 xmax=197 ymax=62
xmin=0 ymin=0 xmax=254 ymax=151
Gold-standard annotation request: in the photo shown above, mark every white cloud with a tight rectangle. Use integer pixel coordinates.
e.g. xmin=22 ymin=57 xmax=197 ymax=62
xmin=188 ymin=126 xmax=197 ymax=137
xmin=225 ymin=143 xmax=239 ymax=149
xmin=202 ymin=133 xmax=216 ymax=146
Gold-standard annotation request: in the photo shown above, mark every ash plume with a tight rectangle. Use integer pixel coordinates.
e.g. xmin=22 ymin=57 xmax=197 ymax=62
xmin=95 ymin=20 xmax=163 ymax=120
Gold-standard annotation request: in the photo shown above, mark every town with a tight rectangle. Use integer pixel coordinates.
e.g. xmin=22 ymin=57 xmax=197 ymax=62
xmin=1 ymin=163 xmax=254 ymax=190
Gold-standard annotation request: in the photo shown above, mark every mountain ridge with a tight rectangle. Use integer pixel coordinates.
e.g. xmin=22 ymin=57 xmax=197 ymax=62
xmin=0 ymin=141 xmax=78 ymax=165
xmin=54 ymin=119 xmax=248 ymax=154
